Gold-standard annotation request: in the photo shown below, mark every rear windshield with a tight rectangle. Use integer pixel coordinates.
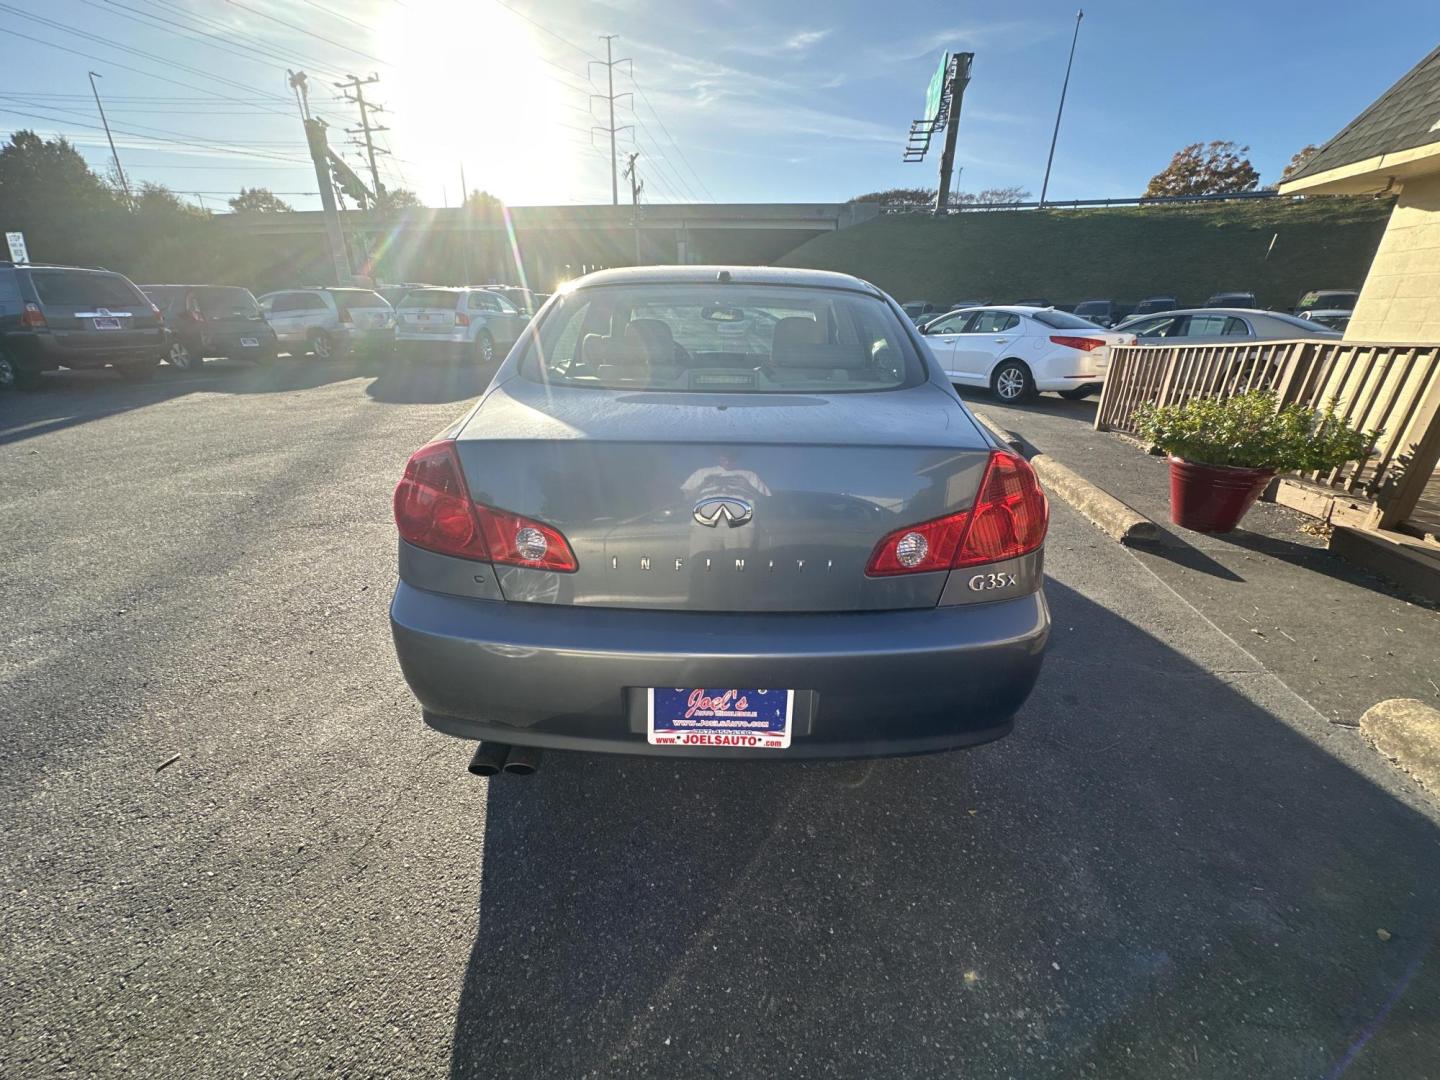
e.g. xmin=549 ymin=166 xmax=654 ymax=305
xmin=1073 ymin=301 xmax=1111 ymax=315
xmin=197 ymin=286 xmax=260 ymax=317
xmin=328 ymin=288 xmax=388 ymax=308
xmin=524 ymin=284 xmax=924 ymax=393
xmin=1298 ymin=291 xmax=1357 ymax=310
xmin=31 ymin=270 xmax=143 ymax=308
xmin=401 ymin=291 xmax=462 ymax=309
xmin=1031 ymin=309 xmax=1106 ymax=330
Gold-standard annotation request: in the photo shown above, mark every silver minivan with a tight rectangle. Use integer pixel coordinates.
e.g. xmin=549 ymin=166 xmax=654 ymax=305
xmin=393 ymin=287 xmax=528 ymax=363
xmin=256 ymin=287 xmax=394 ymax=359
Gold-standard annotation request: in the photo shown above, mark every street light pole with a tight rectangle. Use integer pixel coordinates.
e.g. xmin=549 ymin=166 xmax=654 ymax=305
xmin=1039 ymin=9 xmax=1083 ymax=208
xmin=87 ymin=71 xmax=131 ymax=207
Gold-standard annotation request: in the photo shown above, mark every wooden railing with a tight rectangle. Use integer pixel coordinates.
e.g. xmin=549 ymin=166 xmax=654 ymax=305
xmin=1096 ymin=339 xmax=1440 ymax=530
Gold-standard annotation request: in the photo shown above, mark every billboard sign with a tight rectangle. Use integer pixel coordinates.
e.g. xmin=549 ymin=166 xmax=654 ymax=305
xmin=923 ymin=52 xmax=950 ymax=123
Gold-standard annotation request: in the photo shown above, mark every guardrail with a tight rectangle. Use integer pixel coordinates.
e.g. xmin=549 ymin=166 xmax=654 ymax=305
xmin=1096 ymin=339 xmax=1440 ymax=531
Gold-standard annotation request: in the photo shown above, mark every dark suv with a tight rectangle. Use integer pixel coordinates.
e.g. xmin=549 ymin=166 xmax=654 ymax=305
xmin=0 ymin=262 xmax=166 ymax=389
xmin=141 ymin=284 xmax=277 ymax=370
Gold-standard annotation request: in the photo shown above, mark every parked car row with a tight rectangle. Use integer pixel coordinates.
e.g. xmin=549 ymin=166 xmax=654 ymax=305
xmin=904 ymin=289 xmax=1359 ymax=329
xmin=0 ymin=262 xmax=552 ymax=390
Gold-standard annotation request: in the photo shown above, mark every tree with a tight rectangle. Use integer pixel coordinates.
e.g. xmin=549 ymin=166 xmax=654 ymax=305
xmin=376 ymin=187 xmax=421 ymax=210
xmin=0 ymin=131 xmax=121 ymax=266
xmin=1280 ymin=144 xmax=1320 ymax=183
xmin=846 ymin=187 xmax=936 ymax=207
xmin=974 ymin=186 xmax=1031 ymax=205
xmin=1144 ymin=141 xmax=1259 ymax=198
xmin=229 ymin=187 xmax=293 ymax=214
xmin=463 ymin=188 xmax=503 ymax=210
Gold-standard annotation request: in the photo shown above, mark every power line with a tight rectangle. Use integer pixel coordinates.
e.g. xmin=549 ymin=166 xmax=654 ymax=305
xmin=224 ymin=0 xmax=388 ymax=68
xmin=0 ymin=24 xmax=298 ymax=120
xmin=632 ymin=79 xmax=715 ymax=202
xmin=0 ymin=105 xmax=313 ymax=165
xmin=335 ymin=73 xmax=388 ymax=200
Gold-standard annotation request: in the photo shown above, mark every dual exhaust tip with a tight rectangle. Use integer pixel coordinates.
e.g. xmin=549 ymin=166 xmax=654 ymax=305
xmin=467 ymin=742 xmax=541 ymax=777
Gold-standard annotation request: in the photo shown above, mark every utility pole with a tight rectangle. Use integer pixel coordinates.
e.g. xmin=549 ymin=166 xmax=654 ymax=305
xmin=1039 ymin=9 xmax=1083 ymax=208
xmin=933 ymin=53 xmax=973 ymax=216
xmin=590 ymin=35 xmax=633 ymax=206
xmin=87 ymin=72 xmax=131 ymax=207
xmin=301 ymin=115 xmax=353 ymax=284
xmin=623 ymin=151 xmax=644 ymax=264
xmin=335 ymin=73 xmax=389 ymax=205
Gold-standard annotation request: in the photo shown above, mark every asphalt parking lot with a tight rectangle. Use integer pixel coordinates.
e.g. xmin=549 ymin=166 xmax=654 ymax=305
xmin=2 ymin=359 xmax=1438 ymax=1079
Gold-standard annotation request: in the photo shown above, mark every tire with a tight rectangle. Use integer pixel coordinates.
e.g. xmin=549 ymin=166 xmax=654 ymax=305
xmin=115 ymin=360 xmax=158 ymax=381
xmin=0 ymin=351 xmax=16 ymax=391
xmin=474 ymin=331 xmax=495 ymax=365
xmin=309 ymin=330 xmax=334 ymax=360
xmin=1059 ymin=385 xmax=1096 ymax=401
xmin=168 ymin=340 xmax=197 ymax=371
xmin=990 ymin=359 xmax=1036 ymax=403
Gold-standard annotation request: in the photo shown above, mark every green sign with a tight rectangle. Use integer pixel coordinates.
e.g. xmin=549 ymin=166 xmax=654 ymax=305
xmin=923 ymin=52 xmax=950 ymax=123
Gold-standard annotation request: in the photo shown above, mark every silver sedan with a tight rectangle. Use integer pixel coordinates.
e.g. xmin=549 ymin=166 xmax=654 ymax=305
xmin=1113 ymin=307 xmax=1343 ymax=344
xmin=388 ymin=266 xmax=1051 ymax=769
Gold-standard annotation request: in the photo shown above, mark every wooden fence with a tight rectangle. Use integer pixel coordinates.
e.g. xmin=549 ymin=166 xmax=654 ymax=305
xmin=1096 ymin=339 xmax=1440 ymax=531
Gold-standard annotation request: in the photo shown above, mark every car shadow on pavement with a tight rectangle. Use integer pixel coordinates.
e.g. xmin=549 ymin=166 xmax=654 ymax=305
xmin=0 ymin=355 xmax=371 ymax=447
xmin=364 ymin=359 xmax=496 ymax=405
xmin=449 ymin=580 xmax=1440 ymax=1079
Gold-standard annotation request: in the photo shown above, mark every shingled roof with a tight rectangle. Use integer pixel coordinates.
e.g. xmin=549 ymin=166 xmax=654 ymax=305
xmin=1287 ymin=44 xmax=1440 ymax=184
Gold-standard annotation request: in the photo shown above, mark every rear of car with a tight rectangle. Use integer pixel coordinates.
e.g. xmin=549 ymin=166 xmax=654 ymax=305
xmin=142 ymin=284 xmax=276 ymax=369
xmin=395 ymin=288 xmax=526 ymax=363
xmin=257 ymin=288 xmax=393 ymax=358
xmin=0 ymin=263 xmax=166 ymax=388
xmin=1072 ymin=299 xmax=1133 ymax=327
xmin=921 ymin=306 xmax=1134 ymax=401
xmin=389 ymin=268 xmax=1050 ymax=760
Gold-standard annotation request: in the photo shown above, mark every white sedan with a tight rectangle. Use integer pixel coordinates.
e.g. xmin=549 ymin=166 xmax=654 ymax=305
xmin=918 ymin=306 xmax=1135 ymax=402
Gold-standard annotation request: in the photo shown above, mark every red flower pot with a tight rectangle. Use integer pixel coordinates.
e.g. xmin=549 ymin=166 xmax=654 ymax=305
xmin=1167 ymin=457 xmax=1275 ymax=534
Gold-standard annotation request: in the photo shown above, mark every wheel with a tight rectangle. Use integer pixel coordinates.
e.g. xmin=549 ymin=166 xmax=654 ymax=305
xmin=474 ymin=331 xmax=495 ymax=364
xmin=990 ymin=359 xmax=1035 ymax=403
xmin=0 ymin=351 xmax=16 ymax=391
xmin=114 ymin=360 xmax=158 ymax=381
xmin=167 ymin=341 xmax=197 ymax=371
xmin=309 ymin=331 xmax=334 ymax=360
xmin=1059 ymin=385 xmax=1096 ymax=401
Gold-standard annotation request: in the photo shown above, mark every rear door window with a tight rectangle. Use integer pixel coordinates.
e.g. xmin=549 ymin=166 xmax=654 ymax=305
xmin=1181 ymin=314 xmax=1230 ymax=337
xmin=926 ymin=311 xmax=974 ymax=334
xmin=30 ymin=270 xmax=142 ymax=308
xmin=970 ymin=310 xmax=1020 ymax=334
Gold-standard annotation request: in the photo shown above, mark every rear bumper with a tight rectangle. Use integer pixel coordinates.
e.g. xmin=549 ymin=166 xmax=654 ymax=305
xmin=396 ymin=334 xmax=470 ymax=358
xmin=4 ymin=330 xmax=167 ymax=371
xmin=390 ymin=582 xmax=1050 ymax=759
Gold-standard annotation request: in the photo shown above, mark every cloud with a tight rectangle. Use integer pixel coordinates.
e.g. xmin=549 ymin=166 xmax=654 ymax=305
xmin=725 ymin=26 xmax=834 ymax=59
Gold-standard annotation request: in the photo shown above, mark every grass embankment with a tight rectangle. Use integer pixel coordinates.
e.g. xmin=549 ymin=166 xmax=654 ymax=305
xmin=778 ymin=197 xmax=1392 ymax=310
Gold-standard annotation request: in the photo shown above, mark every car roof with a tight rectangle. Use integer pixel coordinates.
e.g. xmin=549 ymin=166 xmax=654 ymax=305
xmin=568 ymin=265 xmax=883 ymax=296
xmin=0 ymin=261 xmax=120 ymax=273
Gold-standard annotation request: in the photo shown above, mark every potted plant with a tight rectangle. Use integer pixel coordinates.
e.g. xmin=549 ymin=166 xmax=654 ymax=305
xmin=1133 ymin=391 xmax=1374 ymax=533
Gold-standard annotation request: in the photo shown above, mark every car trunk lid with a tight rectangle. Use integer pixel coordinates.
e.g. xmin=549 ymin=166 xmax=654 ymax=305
xmin=453 ymin=379 xmax=994 ymax=612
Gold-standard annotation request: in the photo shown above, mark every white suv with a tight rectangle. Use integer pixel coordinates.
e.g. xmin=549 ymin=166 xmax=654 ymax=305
xmin=256 ymin=287 xmax=394 ymax=359
xmin=393 ymin=287 xmax=528 ymax=363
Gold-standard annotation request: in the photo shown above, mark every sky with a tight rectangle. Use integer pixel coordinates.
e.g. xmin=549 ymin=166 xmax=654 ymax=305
xmin=2 ymin=0 xmax=1438 ymax=212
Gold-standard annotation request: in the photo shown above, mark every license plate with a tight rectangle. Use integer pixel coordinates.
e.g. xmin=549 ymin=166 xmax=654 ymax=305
xmin=648 ymin=688 xmax=793 ymax=749
xmin=93 ymin=317 xmax=121 ymax=330
xmin=240 ymin=337 xmax=259 ymax=347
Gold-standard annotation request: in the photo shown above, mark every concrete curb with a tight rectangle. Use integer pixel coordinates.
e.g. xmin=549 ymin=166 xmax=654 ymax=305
xmin=1361 ymin=698 xmax=1440 ymax=796
xmin=972 ymin=410 xmax=1161 ymax=546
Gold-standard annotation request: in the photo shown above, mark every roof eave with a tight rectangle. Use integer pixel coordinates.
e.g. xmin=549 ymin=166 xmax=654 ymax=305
xmin=1279 ymin=141 xmax=1440 ymax=195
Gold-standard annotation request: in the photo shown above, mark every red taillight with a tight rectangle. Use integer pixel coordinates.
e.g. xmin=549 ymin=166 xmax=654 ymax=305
xmin=20 ymin=302 xmax=46 ymax=329
xmin=1049 ymin=335 xmax=1106 ymax=352
xmin=392 ymin=440 xmax=577 ymax=571
xmin=954 ymin=451 xmax=1048 ymax=568
xmin=865 ymin=451 xmax=1048 ymax=576
xmin=454 ymin=311 xmax=470 ymax=327
xmin=393 ymin=441 xmax=490 ymax=561
xmin=474 ymin=505 xmax=577 ymax=572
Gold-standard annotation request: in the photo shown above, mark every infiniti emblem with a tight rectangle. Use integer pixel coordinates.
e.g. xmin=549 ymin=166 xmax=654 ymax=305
xmin=693 ymin=497 xmax=753 ymax=528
